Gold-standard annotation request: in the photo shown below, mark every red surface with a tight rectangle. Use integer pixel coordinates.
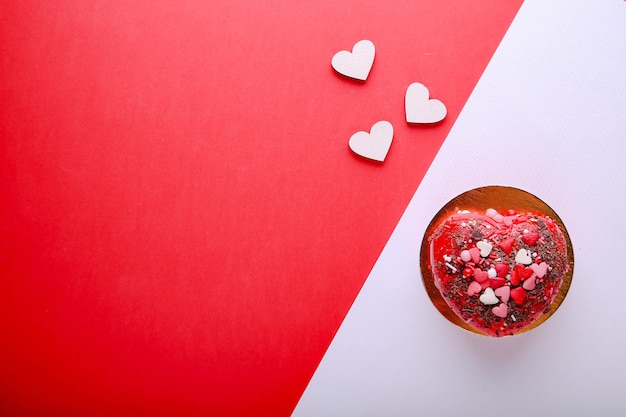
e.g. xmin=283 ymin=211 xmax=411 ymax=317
xmin=0 ymin=1 xmax=522 ymax=415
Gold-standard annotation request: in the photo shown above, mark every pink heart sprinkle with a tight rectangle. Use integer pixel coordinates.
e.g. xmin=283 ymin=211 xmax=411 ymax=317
xmin=495 ymin=286 xmax=510 ymax=303
xmin=467 ymin=281 xmax=481 ymax=296
xmin=503 ymin=216 xmax=515 ymax=226
xmin=492 ymin=302 xmax=508 ymax=318
xmin=469 ymin=247 xmax=481 ymax=264
xmin=474 ymin=269 xmax=489 ymax=283
xmin=531 ymin=262 xmax=548 ymax=278
xmin=522 ymin=275 xmax=537 ymax=290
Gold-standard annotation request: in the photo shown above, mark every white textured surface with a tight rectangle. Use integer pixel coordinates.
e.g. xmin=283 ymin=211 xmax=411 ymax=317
xmin=293 ymin=1 xmax=626 ymax=416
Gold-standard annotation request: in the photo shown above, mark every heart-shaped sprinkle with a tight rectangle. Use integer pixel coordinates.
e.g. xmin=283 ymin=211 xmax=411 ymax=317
xmin=460 ymin=249 xmax=472 ymax=262
xmin=530 ymin=261 xmax=548 ymax=278
xmin=510 ymin=268 xmax=520 ymax=286
xmin=489 ymin=277 xmax=506 ymax=289
xmin=515 ymin=248 xmax=532 ymax=265
xmin=492 ymin=302 xmax=508 ymax=318
xmin=495 ymin=286 xmax=510 ymax=303
xmin=522 ymin=231 xmax=540 ymax=246
xmin=499 ymin=237 xmax=515 ymax=254
xmin=469 ymin=247 xmax=481 ymax=264
xmin=348 ymin=120 xmax=393 ymax=162
xmin=405 ymin=82 xmax=447 ymax=124
xmin=510 ymin=265 xmax=532 ymax=287
xmin=515 ymin=264 xmax=534 ymax=279
xmin=467 ymin=281 xmax=481 ymax=296
xmin=510 ymin=287 xmax=527 ymax=304
xmin=331 ymin=40 xmax=375 ymax=81
xmin=487 ymin=267 xmax=497 ymax=278
xmin=495 ymin=263 xmax=510 ymax=278
xmin=479 ymin=287 xmax=499 ymax=305
xmin=476 ymin=241 xmax=493 ymax=258
xmin=522 ymin=275 xmax=537 ymax=290
xmin=474 ymin=269 xmax=489 ymax=283
xmin=503 ymin=216 xmax=515 ymax=226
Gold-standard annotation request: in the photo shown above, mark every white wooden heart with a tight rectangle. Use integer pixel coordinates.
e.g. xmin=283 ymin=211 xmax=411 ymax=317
xmin=331 ymin=40 xmax=375 ymax=81
xmin=405 ymin=82 xmax=447 ymax=124
xmin=349 ymin=121 xmax=393 ymax=162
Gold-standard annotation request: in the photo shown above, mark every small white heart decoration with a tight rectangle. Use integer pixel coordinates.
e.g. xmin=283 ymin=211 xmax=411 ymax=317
xmin=405 ymin=82 xmax=447 ymax=124
xmin=349 ymin=121 xmax=393 ymax=162
xmin=515 ymin=248 xmax=532 ymax=265
xmin=331 ymin=40 xmax=375 ymax=81
xmin=479 ymin=287 xmax=499 ymax=305
xmin=476 ymin=241 xmax=493 ymax=258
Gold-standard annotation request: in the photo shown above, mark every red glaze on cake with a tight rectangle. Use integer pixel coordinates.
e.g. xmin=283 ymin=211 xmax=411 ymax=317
xmin=427 ymin=208 xmax=570 ymax=337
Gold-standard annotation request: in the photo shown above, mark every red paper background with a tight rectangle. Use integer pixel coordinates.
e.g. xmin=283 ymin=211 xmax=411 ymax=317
xmin=0 ymin=1 xmax=522 ymax=415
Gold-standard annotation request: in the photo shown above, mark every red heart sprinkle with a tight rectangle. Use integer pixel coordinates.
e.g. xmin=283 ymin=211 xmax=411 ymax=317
xmin=510 ymin=269 xmax=520 ymax=286
xmin=494 ymin=263 xmax=510 ymax=278
xmin=515 ymin=264 xmax=533 ymax=279
xmin=499 ymin=237 xmax=515 ymax=254
xmin=510 ymin=287 xmax=527 ymax=304
xmin=489 ymin=277 xmax=506 ymax=289
xmin=522 ymin=232 xmax=540 ymax=246
xmin=521 ymin=267 xmax=534 ymax=279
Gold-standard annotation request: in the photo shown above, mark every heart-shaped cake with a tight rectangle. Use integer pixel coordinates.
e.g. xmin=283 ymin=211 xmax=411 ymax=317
xmin=421 ymin=187 xmax=573 ymax=337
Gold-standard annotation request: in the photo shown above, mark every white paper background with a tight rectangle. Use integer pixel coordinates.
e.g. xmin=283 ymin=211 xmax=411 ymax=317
xmin=293 ymin=1 xmax=626 ymax=416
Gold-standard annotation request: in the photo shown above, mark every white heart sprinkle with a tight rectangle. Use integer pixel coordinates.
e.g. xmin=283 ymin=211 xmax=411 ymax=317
xmin=476 ymin=241 xmax=492 ymax=258
xmin=515 ymin=248 xmax=532 ymax=265
xmin=331 ymin=40 xmax=375 ymax=81
xmin=405 ymin=82 xmax=447 ymax=124
xmin=487 ymin=267 xmax=497 ymax=278
xmin=479 ymin=287 xmax=499 ymax=305
xmin=348 ymin=121 xmax=393 ymax=162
